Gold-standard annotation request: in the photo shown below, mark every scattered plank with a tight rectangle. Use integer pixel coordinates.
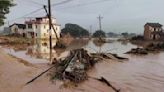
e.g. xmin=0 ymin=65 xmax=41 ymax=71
xmin=25 ymin=65 xmax=56 ymax=85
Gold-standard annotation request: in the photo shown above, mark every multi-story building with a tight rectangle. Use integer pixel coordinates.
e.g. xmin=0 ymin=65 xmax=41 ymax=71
xmin=144 ymin=23 xmax=164 ymax=40
xmin=25 ymin=16 xmax=61 ymax=39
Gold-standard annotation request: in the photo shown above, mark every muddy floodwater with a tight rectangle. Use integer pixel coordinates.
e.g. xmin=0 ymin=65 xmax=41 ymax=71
xmin=3 ymin=39 xmax=164 ymax=92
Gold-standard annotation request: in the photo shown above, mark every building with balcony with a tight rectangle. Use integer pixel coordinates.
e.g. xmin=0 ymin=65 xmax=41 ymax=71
xmin=25 ymin=16 xmax=61 ymax=39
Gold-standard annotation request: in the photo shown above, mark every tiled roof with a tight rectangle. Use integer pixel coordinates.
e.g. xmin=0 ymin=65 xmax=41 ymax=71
xmin=145 ymin=23 xmax=163 ymax=28
xmin=10 ymin=23 xmax=26 ymax=29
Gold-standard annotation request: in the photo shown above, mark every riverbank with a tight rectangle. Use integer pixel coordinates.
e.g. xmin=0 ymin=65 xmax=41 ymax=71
xmin=0 ymin=35 xmax=32 ymax=51
xmin=0 ymin=47 xmax=40 ymax=92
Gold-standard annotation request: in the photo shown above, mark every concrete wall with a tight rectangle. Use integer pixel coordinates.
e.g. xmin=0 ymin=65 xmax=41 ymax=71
xmin=144 ymin=25 xmax=163 ymax=40
xmin=25 ymin=18 xmax=61 ymax=39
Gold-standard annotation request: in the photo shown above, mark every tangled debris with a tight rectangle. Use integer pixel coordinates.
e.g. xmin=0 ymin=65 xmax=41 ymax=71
xmin=26 ymin=48 xmax=127 ymax=92
xmin=126 ymin=48 xmax=148 ymax=55
xmin=126 ymin=42 xmax=164 ymax=55
xmin=52 ymin=48 xmax=128 ymax=82
xmin=52 ymin=48 xmax=97 ymax=83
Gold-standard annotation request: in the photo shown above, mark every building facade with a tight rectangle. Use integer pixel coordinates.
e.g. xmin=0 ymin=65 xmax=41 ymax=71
xmin=25 ymin=17 xmax=61 ymax=39
xmin=9 ymin=23 xmax=26 ymax=37
xmin=144 ymin=23 xmax=164 ymax=40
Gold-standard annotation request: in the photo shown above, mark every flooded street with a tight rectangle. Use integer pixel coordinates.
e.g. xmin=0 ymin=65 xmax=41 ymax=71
xmin=2 ymin=39 xmax=164 ymax=92
xmin=89 ymin=53 xmax=164 ymax=92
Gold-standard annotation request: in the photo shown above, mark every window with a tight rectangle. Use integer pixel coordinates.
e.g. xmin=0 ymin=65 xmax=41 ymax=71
xmin=36 ymin=33 xmax=37 ymax=36
xmin=44 ymin=25 xmax=46 ymax=29
xmin=44 ymin=33 xmax=46 ymax=36
xmin=28 ymin=24 xmax=32 ymax=29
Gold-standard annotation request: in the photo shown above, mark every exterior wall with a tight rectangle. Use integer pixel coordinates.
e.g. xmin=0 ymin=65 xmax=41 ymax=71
xmin=10 ymin=25 xmax=26 ymax=35
xmin=25 ymin=18 xmax=61 ymax=39
xmin=144 ymin=25 xmax=151 ymax=40
xmin=144 ymin=25 xmax=163 ymax=40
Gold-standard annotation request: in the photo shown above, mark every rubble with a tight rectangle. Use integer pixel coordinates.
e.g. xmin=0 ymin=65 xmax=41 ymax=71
xmin=126 ymin=48 xmax=148 ymax=55
xmin=52 ymin=48 xmax=128 ymax=83
xmin=26 ymin=48 xmax=127 ymax=92
xmin=126 ymin=42 xmax=164 ymax=55
xmin=52 ymin=48 xmax=97 ymax=83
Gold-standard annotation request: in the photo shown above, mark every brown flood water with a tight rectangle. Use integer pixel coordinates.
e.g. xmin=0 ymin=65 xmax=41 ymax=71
xmin=3 ymin=39 xmax=164 ymax=92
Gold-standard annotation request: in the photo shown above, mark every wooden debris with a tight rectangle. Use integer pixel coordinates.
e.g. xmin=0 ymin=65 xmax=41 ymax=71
xmin=89 ymin=76 xmax=121 ymax=92
xmin=126 ymin=48 xmax=148 ymax=55
xmin=97 ymin=77 xmax=121 ymax=92
xmin=91 ymin=53 xmax=128 ymax=62
xmin=26 ymin=65 xmax=56 ymax=85
xmin=53 ymin=48 xmax=97 ymax=83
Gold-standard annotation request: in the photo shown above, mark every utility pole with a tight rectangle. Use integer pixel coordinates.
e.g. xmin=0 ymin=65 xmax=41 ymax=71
xmin=48 ymin=0 xmax=52 ymax=64
xmin=97 ymin=15 xmax=103 ymax=31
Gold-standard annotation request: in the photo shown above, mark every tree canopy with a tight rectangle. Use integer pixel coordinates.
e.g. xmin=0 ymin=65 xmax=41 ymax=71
xmin=61 ymin=23 xmax=89 ymax=38
xmin=0 ymin=0 xmax=15 ymax=26
xmin=92 ymin=30 xmax=106 ymax=38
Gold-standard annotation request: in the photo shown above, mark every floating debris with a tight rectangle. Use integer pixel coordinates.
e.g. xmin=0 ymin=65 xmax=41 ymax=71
xmin=126 ymin=48 xmax=148 ymax=55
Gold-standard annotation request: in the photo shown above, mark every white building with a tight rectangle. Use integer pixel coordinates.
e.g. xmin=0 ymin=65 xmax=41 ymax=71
xmin=25 ymin=16 xmax=61 ymax=39
xmin=9 ymin=23 xmax=26 ymax=37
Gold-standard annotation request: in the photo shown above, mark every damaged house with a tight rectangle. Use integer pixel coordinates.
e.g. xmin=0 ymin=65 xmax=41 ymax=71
xmin=144 ymin=23 xmax=164 ymax=40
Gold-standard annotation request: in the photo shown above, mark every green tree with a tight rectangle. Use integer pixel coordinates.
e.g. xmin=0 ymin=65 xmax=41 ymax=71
xmin=92 ymin=30 xmax=106 ymax=38
xmin=61 ymin=23 xmax=89 ymax=37
xmin=121 ymin=32 xmax=129 ymax=38
xmin=0 ymin=0 xmax=15 ymax=26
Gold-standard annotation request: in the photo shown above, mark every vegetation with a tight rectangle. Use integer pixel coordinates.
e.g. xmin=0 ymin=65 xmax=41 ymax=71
xmin=131 ymin=35 xmax=144 ymax=40
xmin=107 ymin=32 xmax=119 ymax=38
xmin=121 ymin=32 xmax=136 ymax=38
xmin=61 ymin=23 xmax=89 ymax=38
xmin=92 ymin=30 xmax=106 ymax=38
xmin=0 ymin=0 xmax=15 ymax=26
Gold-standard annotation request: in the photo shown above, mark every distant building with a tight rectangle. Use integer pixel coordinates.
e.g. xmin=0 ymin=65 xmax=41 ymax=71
xmin=9 ymin=23 xmax=26 ymax=37
xmin=25 ymin=16 xmax=61 ymax=39
xmin=144 ymin=23 xmax=164 ymax=40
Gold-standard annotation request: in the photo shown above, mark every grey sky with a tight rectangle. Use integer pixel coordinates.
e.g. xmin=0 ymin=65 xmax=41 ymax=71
xmin=2 ymin=0 xmax=164 ymax=34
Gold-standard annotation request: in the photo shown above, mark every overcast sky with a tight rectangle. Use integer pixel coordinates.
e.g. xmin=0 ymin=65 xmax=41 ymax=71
xmin=1 ymin=0 xmax=164 ymax=34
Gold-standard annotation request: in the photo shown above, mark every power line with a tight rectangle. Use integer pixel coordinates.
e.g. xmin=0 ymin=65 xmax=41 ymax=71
xmin=53 ymin=0 xmax=111 ymax=10
xmin=51 ymin=0 xmax=74 ymax=7
xmin=17 ymin=0 xmax=45 ymax=6
xmin=4 ymin=7 xmax=44 ymax=24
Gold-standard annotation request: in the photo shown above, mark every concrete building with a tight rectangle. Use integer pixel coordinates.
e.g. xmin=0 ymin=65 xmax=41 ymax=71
xmin=25 ymin=16 xmax=61 ymax=39
xmin=144 ymin=23 xmax=164 ymax=40
xmin=9 ymin=23 xmax=26 ymax=37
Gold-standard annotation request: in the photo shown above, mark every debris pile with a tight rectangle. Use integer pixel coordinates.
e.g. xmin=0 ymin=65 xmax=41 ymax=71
xmin=53 ymin=48 xmax=97 ymax=83
xmin=26 ymin=48 xmax=126 ymax=92
xmin=126 ymin=42 xmax=164 ymax=55
xmin=146 ymin=42 xmax=164 ymax=51
xmin=126 ymin=48 xmax=148 ymax=55
xmin=52 ymin=48 xmax=128 ymax=83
